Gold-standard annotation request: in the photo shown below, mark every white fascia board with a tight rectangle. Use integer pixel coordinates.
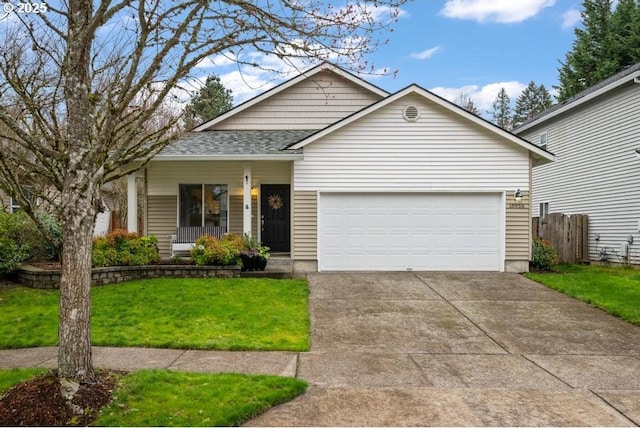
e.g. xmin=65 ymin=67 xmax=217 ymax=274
xmin=289 ymin=84 xmax=555 ymax=164
xmin=193 ymin=63 xmax=388 ymax=132
xmin=515 ymin=70 xmax=640 ymax=133
xmin=151 ymin=154 xmax=303 ymax=161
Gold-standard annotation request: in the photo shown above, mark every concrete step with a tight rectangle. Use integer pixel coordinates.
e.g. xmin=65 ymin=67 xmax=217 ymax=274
xmin=240 ymin=257 xmax=293 ymax=279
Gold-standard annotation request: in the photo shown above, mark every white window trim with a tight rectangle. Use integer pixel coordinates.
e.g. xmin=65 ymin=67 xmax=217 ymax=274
xmin=9 ymin=197 xmax=20 ymax=213
xmin=539 ymin=132 xmax=548 ymax=150
xmin=539 ymin=202 xmax=549 ymax=219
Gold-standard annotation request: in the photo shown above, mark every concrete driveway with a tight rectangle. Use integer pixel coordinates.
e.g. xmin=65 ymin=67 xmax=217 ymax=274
xmin=247 ymin=271 xmax=640 ymax=426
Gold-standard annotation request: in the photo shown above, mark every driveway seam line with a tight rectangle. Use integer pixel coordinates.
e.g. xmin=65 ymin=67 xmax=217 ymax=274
xmin=590 ymin=389 xmax=639 ymax=426
xmin=521 ymin=354 xmax=575 ymax=389
xmin=411 ymin=272 xmax=511 ymax=354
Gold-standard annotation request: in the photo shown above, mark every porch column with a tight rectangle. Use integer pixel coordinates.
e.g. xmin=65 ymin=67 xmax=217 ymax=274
xmin=127 ymin=172 xmax=137 ymax=233
xmin=243 ymin=164 xmax=252 ymax=236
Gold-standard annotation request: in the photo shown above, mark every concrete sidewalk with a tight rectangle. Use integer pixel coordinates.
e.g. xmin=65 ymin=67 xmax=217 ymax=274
xmin=2 ymin=271 xmax=640 ymax=426
xmin=0 ymin=347 xmax=299 ymax=377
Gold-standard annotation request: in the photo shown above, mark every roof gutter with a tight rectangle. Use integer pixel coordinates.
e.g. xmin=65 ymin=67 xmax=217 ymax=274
xmin=151 ymin=154 xmax=304 ymax=161
xmin=515 ymin=70 xmax=640 ymax=134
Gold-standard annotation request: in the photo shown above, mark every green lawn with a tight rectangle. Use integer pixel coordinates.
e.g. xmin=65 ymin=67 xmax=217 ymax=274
xmin=0 ymin=369 xmax=307 ymax=426
xmin=0 ymin=368 xmax=48 ymax=394
xmin=0 ymin=277 xmax=309 ymax=350
xmin=96 ymin=370 xmax=307 ymax=427
xmin=524 ymin=264 xmax=640 ymax=325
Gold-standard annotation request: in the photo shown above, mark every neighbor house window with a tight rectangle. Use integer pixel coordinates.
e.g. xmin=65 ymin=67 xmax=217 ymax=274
xmin=9 ymin=197 xmax=20 ymax=213
xmin=9 ymin=186 xmax=35 ymax=213
xmin=179 ymin=184 xmax=228 ymax=228
xmin=539 ymin=202 xmax=549 ymax=219
xmin=539 ymin=132 xmax=548 ymax=150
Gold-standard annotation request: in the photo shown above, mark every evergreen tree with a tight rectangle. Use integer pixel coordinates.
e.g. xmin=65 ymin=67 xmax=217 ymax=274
xmin=610 ymin=0 xmax=640 ymax=68
xmin=557 ymin=0 xmax=640 ymax=101
xmin=513 ymin=82 xmax=553 ymax=128
xmin=184 ymin=75 xmax=233 ymax=128
xmin=490 ymin=87 xmax=512 ymax=130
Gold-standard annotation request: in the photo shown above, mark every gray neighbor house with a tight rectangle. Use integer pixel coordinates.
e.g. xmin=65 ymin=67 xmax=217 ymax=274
xmin=514 ymin=62 xmax=640 ymax=264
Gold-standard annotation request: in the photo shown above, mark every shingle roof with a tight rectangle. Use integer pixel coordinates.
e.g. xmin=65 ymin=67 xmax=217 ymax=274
xmin=157 ymin=130 xmax=315 ymax=157
xmin=516 ymin=61 xmax=640 ymax=130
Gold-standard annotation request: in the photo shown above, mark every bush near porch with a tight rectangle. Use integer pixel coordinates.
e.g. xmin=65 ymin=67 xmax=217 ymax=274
xmin=92 ymin=229 xmax=160 ymax=268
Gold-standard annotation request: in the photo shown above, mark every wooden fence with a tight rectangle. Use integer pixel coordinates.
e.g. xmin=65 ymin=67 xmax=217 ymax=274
xmin=532 ymin=213 xmax=589 ymax=264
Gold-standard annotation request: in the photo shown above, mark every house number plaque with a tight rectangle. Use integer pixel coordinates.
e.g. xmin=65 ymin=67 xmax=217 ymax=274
xmin=508 ymin=203 xmax=526 ymax=209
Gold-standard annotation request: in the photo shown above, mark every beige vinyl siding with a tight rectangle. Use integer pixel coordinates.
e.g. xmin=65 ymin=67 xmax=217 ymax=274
xmin=215 ymin=70 xmax=383 ymax=130
xmin=293 ymin=191 xmax=318 ymax=260
xmin=520 ymin=82 xmax=640 ymax=263
xmin=505 ymin=190 xmax=530 ymax=261
xmin=294 ymin=94 xmax=531 ymax=192
xmin=229 ymin=195 xmax=242 ymax=235
xmin=293 ymin=191 xmax=317 ymax=260
xmin=147 ymin=195 xmax=177 ymax=258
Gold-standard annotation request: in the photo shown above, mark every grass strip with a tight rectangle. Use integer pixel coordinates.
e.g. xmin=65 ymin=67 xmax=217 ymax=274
xmin=0 ymin=368 xmax=48 ymax=394
xmin=95 ymin=370 xmax=307 ymax=426
xmin=524 ymin=264 xmax=640 ymax=325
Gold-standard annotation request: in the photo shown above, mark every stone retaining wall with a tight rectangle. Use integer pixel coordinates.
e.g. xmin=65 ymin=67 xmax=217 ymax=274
xmin=18 ymin=264 xmax=241 ymax=289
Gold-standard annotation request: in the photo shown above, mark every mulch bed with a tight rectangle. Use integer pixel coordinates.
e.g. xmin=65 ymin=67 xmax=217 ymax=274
xmin=0 ymin=371 xmax=117 ymax=426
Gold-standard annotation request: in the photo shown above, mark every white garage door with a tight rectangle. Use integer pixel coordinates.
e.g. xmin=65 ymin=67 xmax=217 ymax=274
xmin=319 ymin=193 xmax=502 ymax=271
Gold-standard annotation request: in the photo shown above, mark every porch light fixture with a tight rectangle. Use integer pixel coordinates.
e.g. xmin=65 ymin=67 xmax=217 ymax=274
xmin=245 ymin=175 xmax=249 ymax=184
xmin=514 ymin=189 xmax=522 ymax=202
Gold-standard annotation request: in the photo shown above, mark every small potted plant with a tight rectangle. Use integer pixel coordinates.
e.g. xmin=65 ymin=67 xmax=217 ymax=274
xmin=240 ymin=234 xmax=270 ymax=272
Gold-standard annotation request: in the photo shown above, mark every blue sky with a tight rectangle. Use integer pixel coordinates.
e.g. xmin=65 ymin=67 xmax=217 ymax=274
xmin=197 ymin=0 xmax=584 ymax=116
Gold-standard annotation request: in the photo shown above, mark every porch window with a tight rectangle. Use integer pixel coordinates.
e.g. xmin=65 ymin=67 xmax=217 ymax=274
xmin=179 ymin=184 xmax=228 ymax=228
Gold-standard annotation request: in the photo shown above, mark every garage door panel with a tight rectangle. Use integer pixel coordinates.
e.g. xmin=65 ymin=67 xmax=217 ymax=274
xmin=319 ymin=193 xmax=502 ymax=271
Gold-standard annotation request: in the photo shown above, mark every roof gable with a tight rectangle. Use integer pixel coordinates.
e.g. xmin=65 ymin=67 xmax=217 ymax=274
xmin=193 ymin=62 xmax=388 ymax=131
xmin=288 ymin=84 xmax=555 ymax=166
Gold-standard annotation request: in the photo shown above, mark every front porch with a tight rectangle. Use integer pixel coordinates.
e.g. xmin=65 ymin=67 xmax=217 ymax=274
xmin=135 ymin=160 xmax=296 ymax=259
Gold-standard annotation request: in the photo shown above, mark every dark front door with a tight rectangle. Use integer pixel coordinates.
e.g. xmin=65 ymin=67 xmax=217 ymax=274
xmin=261 ymin=184 xmax=290 ymax=253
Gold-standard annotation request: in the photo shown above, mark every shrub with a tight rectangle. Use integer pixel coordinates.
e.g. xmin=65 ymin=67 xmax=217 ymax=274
xmin=0 ymin=210 xmax=61 ymax=275
xmin=0 ymin=236 xmax=29 ymax=275
xmin=190 ymin=233 xmax=244 ymax=266
xmin=92 ymin=229 xmax=160 ymax=267
xmin=31 ymin=211 xmax=62 ymax=261
xmin=532 ymin=237 xmax=560 ymax=271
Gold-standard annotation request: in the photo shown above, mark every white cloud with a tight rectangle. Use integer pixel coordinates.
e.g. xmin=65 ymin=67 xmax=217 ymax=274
xmin=430 ymin=81 xmax=527 ymax=116
xmin=561 ymin=8 xmax=582 ymax=29
xmin=440 ymin=0 xmax=555 ymax=23
xmin=411 ymin=46 xmax=441 ymax=60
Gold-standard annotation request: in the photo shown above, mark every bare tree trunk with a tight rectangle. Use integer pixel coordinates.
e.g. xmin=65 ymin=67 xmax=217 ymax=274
xmin=57 ymin=0 xmax=96 ymax=384
xmin=57 ymin=202 xmax=96 ymax=382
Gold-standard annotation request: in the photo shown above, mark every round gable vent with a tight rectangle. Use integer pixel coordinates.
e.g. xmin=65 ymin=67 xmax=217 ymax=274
xmin=403 ymin=105 xmax=420 ymax=122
